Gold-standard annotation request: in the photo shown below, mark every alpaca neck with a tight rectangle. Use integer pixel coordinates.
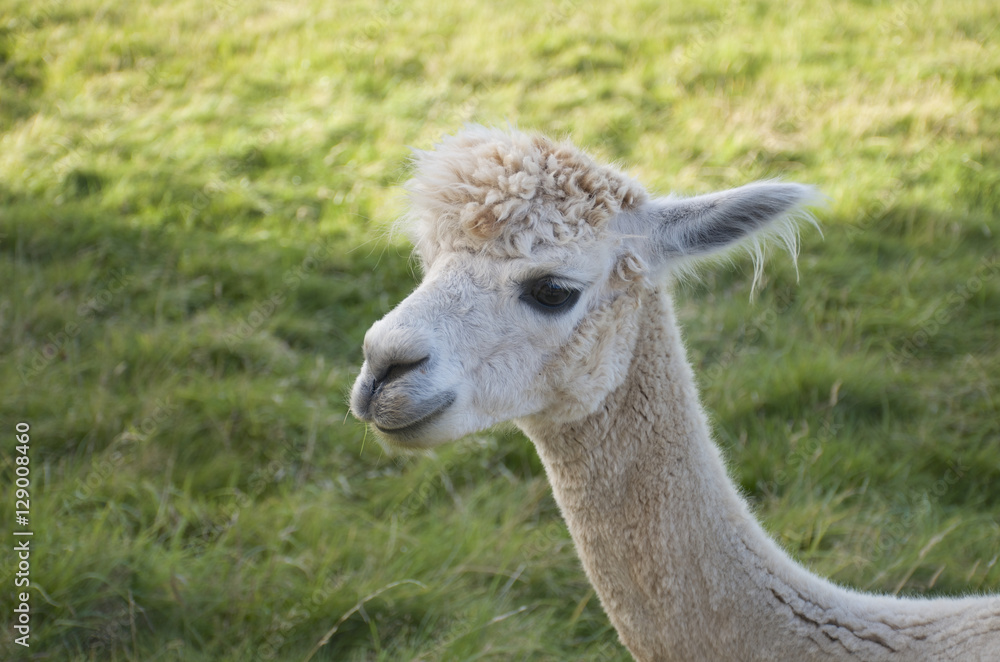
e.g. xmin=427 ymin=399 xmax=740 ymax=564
xmin=518 ymin=286 xmax=999 ymax=662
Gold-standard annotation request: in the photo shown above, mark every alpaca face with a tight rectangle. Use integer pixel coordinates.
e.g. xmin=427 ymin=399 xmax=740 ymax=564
xmin=349 ymin=237 xmax=637 ymax=447
xmin=350 ymin=126 xmax=816 ymax=448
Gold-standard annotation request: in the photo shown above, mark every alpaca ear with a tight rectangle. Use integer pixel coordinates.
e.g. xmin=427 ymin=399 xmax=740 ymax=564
xmin=614 ymin=181 xmax=818 ymax=273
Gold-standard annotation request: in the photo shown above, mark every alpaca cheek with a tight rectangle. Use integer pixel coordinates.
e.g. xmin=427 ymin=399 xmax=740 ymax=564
xmin=543 ymin=286 xmax=643 ymax=422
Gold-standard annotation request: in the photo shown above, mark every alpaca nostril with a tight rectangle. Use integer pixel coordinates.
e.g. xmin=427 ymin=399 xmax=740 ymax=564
xmin=371 ymin=356 xmax=430 ymax=394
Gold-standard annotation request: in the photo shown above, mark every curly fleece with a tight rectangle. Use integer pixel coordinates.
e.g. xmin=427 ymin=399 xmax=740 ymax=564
xmin=404 ymin=125 xmax=648 ymax=259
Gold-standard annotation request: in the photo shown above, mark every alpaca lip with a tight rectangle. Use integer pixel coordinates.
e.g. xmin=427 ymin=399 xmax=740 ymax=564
xmin=374 ymin=391 xmax=457 ymax=439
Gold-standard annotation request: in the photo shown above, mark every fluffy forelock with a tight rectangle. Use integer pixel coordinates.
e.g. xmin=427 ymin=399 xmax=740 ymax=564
xmin=401 ymin=126 xmax=649 ymax=260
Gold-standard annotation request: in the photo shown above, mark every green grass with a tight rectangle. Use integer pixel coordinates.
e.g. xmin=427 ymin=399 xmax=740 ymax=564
xmin=1 ymin=0 xmax=999 ymax=659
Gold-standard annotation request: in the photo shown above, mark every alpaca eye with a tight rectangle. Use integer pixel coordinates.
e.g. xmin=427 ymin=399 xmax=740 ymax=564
xmin=524 ymin=278 xmax=580 ymax=313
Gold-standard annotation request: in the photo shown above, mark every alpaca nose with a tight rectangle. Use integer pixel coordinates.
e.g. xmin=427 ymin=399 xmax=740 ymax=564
xmin=370 ymin=356 xmax=430 ymax=395
xmin=361 ymin=320 xmax=436 ymax=392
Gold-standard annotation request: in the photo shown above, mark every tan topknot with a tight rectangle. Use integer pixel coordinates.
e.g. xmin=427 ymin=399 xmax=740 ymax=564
xmin=403 ymin=126 xmax=649 ymax=259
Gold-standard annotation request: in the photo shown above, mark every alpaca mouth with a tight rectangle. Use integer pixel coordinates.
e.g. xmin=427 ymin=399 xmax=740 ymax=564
xmin=374 ymin=391 xmax=457 ymax=440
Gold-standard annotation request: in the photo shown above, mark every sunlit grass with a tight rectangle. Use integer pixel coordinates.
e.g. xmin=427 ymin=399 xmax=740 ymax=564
xmin=1 ymin=0 xmax=998 ymax=659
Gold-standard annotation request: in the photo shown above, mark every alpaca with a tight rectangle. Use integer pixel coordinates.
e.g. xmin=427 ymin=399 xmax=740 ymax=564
xmin=349 ymin=126 xmax=1000 ymax=661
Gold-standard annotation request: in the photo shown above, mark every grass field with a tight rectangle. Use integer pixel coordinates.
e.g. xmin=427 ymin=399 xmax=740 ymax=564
xmin=1 ymin=0 xmax=998 ymax=659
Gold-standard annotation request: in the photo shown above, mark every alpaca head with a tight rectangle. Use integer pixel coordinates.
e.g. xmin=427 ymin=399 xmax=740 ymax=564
xmin=350 ymin=126 xmax=816 ymax=448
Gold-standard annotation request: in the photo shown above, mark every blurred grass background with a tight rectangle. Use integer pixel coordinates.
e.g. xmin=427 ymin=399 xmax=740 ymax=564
xmin=1 ymin=0 xmax=998 ymax=659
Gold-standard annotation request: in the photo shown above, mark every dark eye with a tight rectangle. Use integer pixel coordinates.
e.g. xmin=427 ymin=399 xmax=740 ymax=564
xmin=523 ymin=278 xmax=581 ymax=314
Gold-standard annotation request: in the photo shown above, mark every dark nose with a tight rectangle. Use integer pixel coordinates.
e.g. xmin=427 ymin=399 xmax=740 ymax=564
xmin=370 ymin=356 xmax=430 ymax=396
xmin=352 ymin=319 xmax=437 ymax=421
